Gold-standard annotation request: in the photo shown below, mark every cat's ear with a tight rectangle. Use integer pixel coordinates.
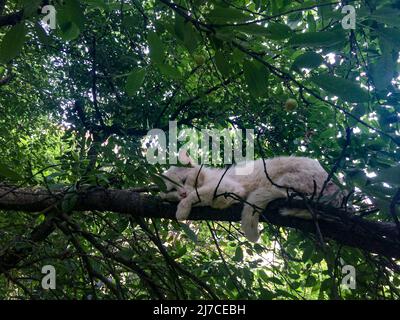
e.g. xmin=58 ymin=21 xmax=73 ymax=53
xmin=178 ymin=149 xmax=195 ymax=167
xmin=325 ymin=181 xmax=339 ymax=194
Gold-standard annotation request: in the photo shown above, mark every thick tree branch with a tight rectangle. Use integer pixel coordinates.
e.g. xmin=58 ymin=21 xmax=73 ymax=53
xmin=0 ymin=186 xmax=399 ymax=261
xmin=0 ymin=10 xmax=23 ymax=27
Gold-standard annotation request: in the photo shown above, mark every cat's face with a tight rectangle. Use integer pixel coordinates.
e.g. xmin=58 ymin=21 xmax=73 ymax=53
xmin=160 ymin=165 xmax=205 ymax=201
xmin=160 ymin=150 xmax=205 ymax=201
xmin=160 ymin=166 xmax=193 ymax=201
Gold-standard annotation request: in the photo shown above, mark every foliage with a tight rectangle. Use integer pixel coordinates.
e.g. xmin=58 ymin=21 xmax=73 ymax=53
xmin=0 ymin=0 xmax=399 ymax=299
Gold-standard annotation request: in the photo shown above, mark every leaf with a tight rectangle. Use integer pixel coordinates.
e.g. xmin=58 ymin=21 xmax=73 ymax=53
xmin=0 ymin=164 xmax=22 ymax=181
xmin=158 ymin=63 xmax=181 ymax=80
xmin=288 ymin=273 xmax=301 ymax=280
xmin=82 ymin=0 xmax=109 ymax=11
xmin=307 ymin=13 xmax=316 ymax=32
xmin=243 ymin=59 xmax=269 ymax=98
xmin=236 ymin=24 xmax=270 ymax=36
xmin=288 ymin=31 xmax=345 ymax=47
xmin=64 ymin=0 xmax=86 ymax=29
xmin=302 ymin=243 xmax=313 ymax=262
xmin=174 ymin=14 xmax=185 ymax=41
xmin=305 ymin=275 xmax=317 ymax=287
xmin=150 ymin=173 xmax=167 ymax=192
xmin=310 ymin=74 xmax=370 ymax=103
xmin=264 ymin=22 xmax=292 ymax=40
xmin=268 ymin=277 xmax=284 ymax=286
xmin=148 ymin=32 xmax=164 ymax=64
xmin=180 ymin=223 xmax=198 ymax=243
xmin=0 ymin=23 xmax=27 ymax=64
xmin=233 ymin=246 xmax=243 ymax=262
xmin=208 ymin=6 xmax=250 ymax=23
xmin=292 ymin=52 xmax=324 ymax=71
xmin=59 ymin=21 xmax=80 ymax=41
xmin=377 ymin=27 xmax=400 ymax=48
xmin=23 ymin=0 xmax=42 ymax=18
xmin=370 ymin=53 xmax=396 ymax=91
xmin=349 ymin=104 xmax=366 ymax=126
xmin=125 ymin=68 xmax=146 ymax=96
xmin=368 ymin=8 xmax=400 ymax=27
xmin=34 ymin=22 xmax=51 ymax=46
xmin=123 ymin=15 xmax=140 ymax=33
xmin=374 ymin=166 xmax=400 ymax=186
xmin=183 ymin=23 xmax=199 ymax=53
xmin=215 ymin=50 xmax=232 ymax=77
xmin=237 ymin=22 xmax=291 ymax=40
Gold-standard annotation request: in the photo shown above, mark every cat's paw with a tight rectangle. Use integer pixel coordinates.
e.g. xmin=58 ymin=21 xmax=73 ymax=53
xmin=176 ymin=200 xmax=191 ymax=221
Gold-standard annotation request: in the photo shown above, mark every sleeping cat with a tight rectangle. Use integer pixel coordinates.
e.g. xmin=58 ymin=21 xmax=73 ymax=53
xmin=160 ymin=151 xmax=345 ymax=242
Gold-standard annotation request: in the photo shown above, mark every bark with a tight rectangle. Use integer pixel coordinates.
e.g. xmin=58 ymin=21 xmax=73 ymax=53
xmin=0 ymin=186 xmax=399 ymax=263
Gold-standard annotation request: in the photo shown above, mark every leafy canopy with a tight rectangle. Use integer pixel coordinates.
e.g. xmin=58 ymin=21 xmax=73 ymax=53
xmin=0 ymin=0 xmax=399 ymax=300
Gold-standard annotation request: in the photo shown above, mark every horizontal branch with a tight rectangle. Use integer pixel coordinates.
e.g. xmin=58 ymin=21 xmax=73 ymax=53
xmin=0 ymin=186 xmax=399 ymax=260
xmin=0 ymin=10 xmax=23 ymax=27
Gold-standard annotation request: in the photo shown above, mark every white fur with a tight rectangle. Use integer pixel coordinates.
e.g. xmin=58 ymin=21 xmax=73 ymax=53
xmin=161 ymin=156 xmax=344 ymax=242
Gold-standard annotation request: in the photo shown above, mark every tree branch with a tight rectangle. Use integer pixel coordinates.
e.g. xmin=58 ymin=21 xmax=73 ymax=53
xmin=0 ymin=186 xmax=399 ymax=261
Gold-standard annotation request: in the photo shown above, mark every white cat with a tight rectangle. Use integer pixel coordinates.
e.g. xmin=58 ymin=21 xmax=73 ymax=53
xmin=160 ymin=152 xmax=345 ymax=242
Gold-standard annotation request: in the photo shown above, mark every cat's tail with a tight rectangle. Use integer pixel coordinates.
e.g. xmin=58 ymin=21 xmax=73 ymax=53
xmin=241 ymin=210 xmax=260 ymax=242
xmin=279 ymin=208 xmax=312 ymax=219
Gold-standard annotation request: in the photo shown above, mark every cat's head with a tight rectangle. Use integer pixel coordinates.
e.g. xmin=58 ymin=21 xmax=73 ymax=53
xmin=324 ymin=180 xmax=353 ymax=211
xmin=160 ymin=151 xmax=204 ymax=201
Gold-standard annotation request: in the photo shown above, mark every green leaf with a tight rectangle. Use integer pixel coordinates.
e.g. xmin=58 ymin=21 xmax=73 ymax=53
xmin=289 ymin=273 xmax=301 ymax=280
xmin=0 ymin=23 xmax=27 ymax=64
xmin=208 ymin=6 xmax=250 ymax=23
xmin=158 ymin=63 xmax=181 ymax=80
xmin=310 ymin=74 xmax=370 ymax=103
xmin=183 ymin=23 xmax=199 ymax=53
xmin=268 ymin=276 xmax=284 ymax=286
xmin=34 ymin=23 xmax=51 ymax=46
xmin=264 ymin=22 xmax=292 ymax=40
xmin=374 ymin=166 xmax=400 ymax=186
xmin=82 ymin=0 xmax=109 ymax=11
xmin=173 ymin=14 xmax=185 ymax=40
xmin=368 ymin=8 xmax=400 ymax=27
xmin=243 ymin=59 xmax=269 ymax=98
xmin=377 ymin=27 xmax=400 ymax=48
xmin=236 ymin=24 xmax=270 ymax=36
xmin=63 ymin=0 xmax=86 ymax=29
xmin=150 ymin=173 xmax=167 ymax=192
xmin=125 ymin=68 xmax=146 ymax=96
xmin=59 ymin=21 xmax=80 ymax=41
xmin=370 ymin=53 xmax=396 ymax=91
xmin=215 ymin=50 xmax=232 ymax=77
xmin=237 ymin=22 xmax=291 ymax=40
xmin=123 ymin=15 xmax=140 ymax=33
xmin=292 ymin=52 xmax=324 ymax=71
xmin=288 ymin=31 xmax=345 ymax=47
xmin=302 ymin=244 xmax=313 ymax=262
xmin=148 ymin=32 xmax=164 ymax=64
xmin=0 ymin=164 xmax=22 ymax=181
xmin=233 ymin=246 xmax=243 ymax=261
xmin=180 ymin=223 xmax=198 ymax=243
xmin=23 ymin=0 xmax=42 ymax=18
xmin=307 ymin=13 xmax=316 ymax=32
xmin=305 ymin=275 xmax=317 ymax=287
xmin=349 ymin=104 xmax=367 ymax=126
